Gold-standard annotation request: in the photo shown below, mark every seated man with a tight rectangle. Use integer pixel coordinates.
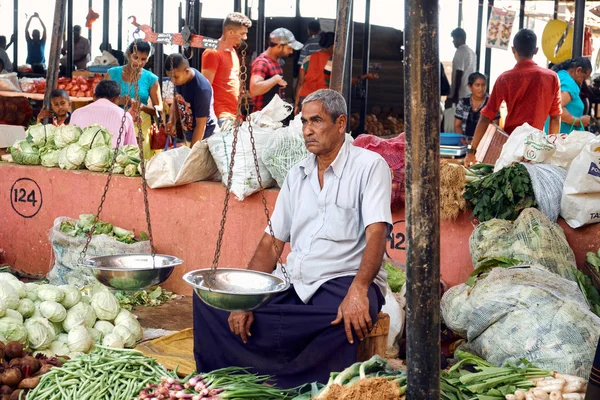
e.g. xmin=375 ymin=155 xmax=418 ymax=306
xmin=70 ymin=80 xmax=136 ymax=148
xmin=193 ymin=89 xmax=392 ymax=389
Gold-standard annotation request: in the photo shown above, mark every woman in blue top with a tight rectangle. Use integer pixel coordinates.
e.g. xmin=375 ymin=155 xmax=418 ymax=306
xmin=106 ymin=40 xmax=163 ymax=158
xmin=551 ymin=57 xmax=592 ymax=133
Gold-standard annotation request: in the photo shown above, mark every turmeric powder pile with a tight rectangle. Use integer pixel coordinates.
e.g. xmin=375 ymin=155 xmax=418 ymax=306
xmin=440 ymin=160 xmax=467 ymax=221
xmin=317 ymin=378 xmax=402 ymax=400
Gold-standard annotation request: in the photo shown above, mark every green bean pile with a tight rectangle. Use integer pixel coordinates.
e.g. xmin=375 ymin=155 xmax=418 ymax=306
xmin=26 ymin=345 xmax=174 ymax=400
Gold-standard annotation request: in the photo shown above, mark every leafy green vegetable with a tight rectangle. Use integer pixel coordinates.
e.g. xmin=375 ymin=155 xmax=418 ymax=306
xmin=10 ymin=140 xmax=41 ymax=165
xmin=58 ymin=143 xmax=87 ymax=170
xmin=573 ymin=268 xmax=600 ymax=316
xmin=85 ymin=146 xmax=113 ymax=172
xmin=27 ymin=123 xmax=56 ymax=147
xmin=78 ymin=124 xmax=113 ymax=150
xmin=113 ymin=286 xmax=177 ymax=311
xmin=54 ymin=125 xmax=82 ymax=148
xmin=384 ymin=263 xmax=406 ymax=293
xmin=40 ymin=146 xmax=61 ymax=167
xmin=587 ymin=251 xmax=600 ymax=272
xmin=464 ymin=163 xmax=536 ymax=222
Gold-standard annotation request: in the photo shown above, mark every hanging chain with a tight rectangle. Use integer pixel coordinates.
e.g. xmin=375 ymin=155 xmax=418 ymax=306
xmin=78 ymin=41 xmax=155 ymax=266
xmin=209 ymin=42 xmax=290 ymax=284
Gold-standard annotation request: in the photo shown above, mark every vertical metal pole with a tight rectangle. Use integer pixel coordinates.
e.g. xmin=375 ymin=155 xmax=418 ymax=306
xmin=178 ymin=3 xmax=183 ymax=54
xmin=44 ymin=0 xmax=68 ymax=109
xmin=67 ymin=0 xmax=73 ymax=76
xmin=344 ymin=7 xmax=354 ymax=120
xmin=153 ymin=0 xmax=164 ymax=86
xmin=256 ymin=0 xmax=266 ymax=53
xmin=519 ymin=0 xmax=525 ymax=30
xmin=102 ymin=0 xmax=110 ymax=50
xmin=234 ymin=0 xmax=242 ymax=13
xmin=553 ymin=0 xmax=559 ymax=20
xmin=88 ymin=0 xmax=93 ymax=42
xmin=404 ymin=0 xmax=441 ymax=397
xmin=330 ymin=0 xmax=352 ymax=94
xmin=475 ymin=0 xmax=484 ymax=71
xmin=358 ymin=0 xmax=371 ymax=134
xmin=484 ymin=0 xmax=494 ymax=84
xmin=191 ymin=0 xmax=202 ymax=70
xmin=13 ymin=0 xmax=18 ymax=70
xmin=458 ymin=0 xmax=463 ymax=27
xmin=572 ymin=0 xmax=585 ymax=58
xmin=118 ymin=0 xmax=123 ymax=50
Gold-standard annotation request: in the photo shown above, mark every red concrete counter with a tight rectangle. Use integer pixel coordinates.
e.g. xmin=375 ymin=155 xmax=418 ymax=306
xmin=1 ymin=163 xmax=599 ymax=295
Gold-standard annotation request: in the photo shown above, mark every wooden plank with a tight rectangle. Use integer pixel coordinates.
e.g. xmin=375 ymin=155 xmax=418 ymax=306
xmin=330 ymin=0 xmax=353 ymax=94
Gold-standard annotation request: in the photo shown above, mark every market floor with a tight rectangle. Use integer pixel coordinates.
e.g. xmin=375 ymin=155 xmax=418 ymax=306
xmin=134 ymin=295 xmax=193 ymax=331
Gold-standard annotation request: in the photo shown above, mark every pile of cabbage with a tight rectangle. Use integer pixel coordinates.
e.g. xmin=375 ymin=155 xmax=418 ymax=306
xmin=112 ymin=145 xmax=143 ymax=177
xmin=60 ymin=213 xmax=147 ymax=244
xmin=9 ymin=124 xmax=137 ymax=175
xmin=0 ymin=273 xmax=143 ymax=359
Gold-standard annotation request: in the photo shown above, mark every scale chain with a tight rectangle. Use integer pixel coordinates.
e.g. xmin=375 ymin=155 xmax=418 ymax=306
xmin=209 ymin=42 xmax=290 ymax=285
xmin=77 ymin=40 xmax=156 ymax=267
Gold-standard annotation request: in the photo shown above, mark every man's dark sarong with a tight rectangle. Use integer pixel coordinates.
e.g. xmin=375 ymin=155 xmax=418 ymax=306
xmin=587 ymin=338 xmax=600 ymax=399
xmin=193 ymin=276 xmax=384 ymax=389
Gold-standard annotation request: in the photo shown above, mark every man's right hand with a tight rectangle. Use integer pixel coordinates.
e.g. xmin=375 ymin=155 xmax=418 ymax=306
xmin=274 ymin=75 xmax=287 ymax=88
xmin=228 ymin=311 xmax=254 ymax=343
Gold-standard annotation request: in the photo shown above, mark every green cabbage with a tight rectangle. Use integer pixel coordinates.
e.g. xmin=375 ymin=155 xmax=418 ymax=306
xmin=10 ymin=140 xmax=41 ymax=165
xmin=113 ymin=325 xmax=136 ymax=348
xmin=0 ymin=273 xmax=25 ymax=298
xmin=94 ymin=320 xmax=114 ymax=336
xmin=52 ymin=321 xmax=64 ymax=335
xmin=87 ymin=327 xmax=102 ymax=343
xmin=37 ymin=285 xmax=65 ymax=303
xmin=58 ymin=143 xmax=87 ymax=170
xmin=25 ymin=283 xmax=39 ymax=302
xmin=115 ymin=317 xmax=142 ymax=342
xmin=0 ymin=282 xmax=20 ymax=309
xmin=113 ymin=226 xmax=135 ymax=243
xmin=112 ymin=165 xmax=124 ymax=174
xmin=60 ymin=285 xmax=82 ymax=309
xmin=0 ymin=317 xmax=27 ymax=343
xmin=124 ymin=163 xmax=139 ymax=177
xmin=54 ymin=125 xmax=82 ymax=148
xmin=17 ymin=298 xmax=35 ymax=318
xmin=384 ymin=263 xmax=406 ymax=293
xmin=76 ymin=214 xmax=97 ymax=233
xmin=27 ymin=123 xmax=56 ymax=147
xmin=39 ymin=301 xmax=67 ymax=323
xmin=0 ymin=299 xmax=6 ymax=318
xmin=67 ymin=325 xmax=93 ymax=352
xmin=5 ymin=309 xmax=23 ymax=323
xmin=40 ymin=147 xmax=61 ymax=168
xmin=63 ymin=302 xmax=96 ymax=332
xmin=78 ymin=124 xmax=113 ymax=150
xmin=90 ymin=291 xmax=120 ymax=321
xmin=85 ymin=146 xmax=113 ymax=172
xmin=116 ymin=145 xmax=141 ymax=167
xmin=55 ymin=333 xmax=69 ymax=344
xmin=25 ymin=317 xmax=56 ymax=349
xmin=49 ymin=340 xmax=70 ymax=356
xmin=102 ymin=333 xmax=124 ymax=349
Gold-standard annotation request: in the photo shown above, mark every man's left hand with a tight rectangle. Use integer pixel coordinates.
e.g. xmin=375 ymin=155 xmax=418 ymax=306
xmin=331 ymin=286 xmax=372 ymax=344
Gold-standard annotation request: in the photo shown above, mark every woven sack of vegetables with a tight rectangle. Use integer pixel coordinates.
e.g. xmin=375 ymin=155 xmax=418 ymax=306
xmin=48 ymin=217 xmax=151 ymax=287
xmin=261 ymin=116 xmax=310 ymax=188
xmin=353 ymin=133 xmax=406 ymax=208
xmin=469 ymin=208 xmax=578 ymax=282
xmin=441 ymin=265 xmax=600 ymax=379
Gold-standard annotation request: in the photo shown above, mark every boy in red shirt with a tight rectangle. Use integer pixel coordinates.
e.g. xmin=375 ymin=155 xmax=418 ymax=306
xmin=201 ymin=12 xmax=252 ymax=130
xmin=468 ymin=29 xmax=561 ymax=163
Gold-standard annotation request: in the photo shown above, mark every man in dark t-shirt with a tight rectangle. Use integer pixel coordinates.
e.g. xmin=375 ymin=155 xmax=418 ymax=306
xmin=165 ymin=53 xmax=218 ymax=146
xmin=25 ymin=13 xmax=47 ymax=67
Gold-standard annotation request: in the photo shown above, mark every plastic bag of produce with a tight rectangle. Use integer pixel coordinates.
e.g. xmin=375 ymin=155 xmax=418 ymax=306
xmin=469 ymin=208 xmax=578 ymax=282
xmin=441 ymin=265 xmax=600 ymax=378
xmin=494 ymin=123 xmax=556 ymax=172
xmin=0 ymin=73 xmax=21 ymax=92
xmin=353 ymin=133 xmax=406 ymax=208
xmin=145 ymin=140 xmax=218 ymax=189
xmin=208 ymin=123 xmax=276 ymax=201
xmin=560 ymin=139 xmax=600 ymax=228
xmin=9 ymin=140 xmax=40 ymax=165
xmin=48 ymin=217 xmax=151 ymax=288
xmin=520 ymin=163 xmax=567 ymax=223
xmin=261 ymin=115 xmax=310 ymax=188
xmin=547 ymin=131 xmax=596 ymax=170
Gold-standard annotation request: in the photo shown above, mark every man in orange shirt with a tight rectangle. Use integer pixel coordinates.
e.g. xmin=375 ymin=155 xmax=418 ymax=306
xmin=202 ymin=12 xmax=252 ymax=130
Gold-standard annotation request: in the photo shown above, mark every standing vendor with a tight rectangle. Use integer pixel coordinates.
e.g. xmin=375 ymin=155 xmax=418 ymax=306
xmin=193 ymin=89 xmax=391 ymax=388
xmin=467 ymin=29 xmax=561 ymax=165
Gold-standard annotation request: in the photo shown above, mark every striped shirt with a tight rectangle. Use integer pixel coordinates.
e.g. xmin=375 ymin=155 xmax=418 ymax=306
xmin=298 ymin=35 xmax=322 ymax=66
xmin=70 ymin=99 xmax=137 ymax=148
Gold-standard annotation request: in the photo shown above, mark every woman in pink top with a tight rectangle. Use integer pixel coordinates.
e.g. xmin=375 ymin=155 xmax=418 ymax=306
xmin=70 ymin=80 xmax=137 ymax=148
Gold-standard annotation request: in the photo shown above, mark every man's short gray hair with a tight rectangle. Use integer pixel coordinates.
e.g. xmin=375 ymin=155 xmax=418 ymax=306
xmin=302 ymin=89 xmax=347 ymax=122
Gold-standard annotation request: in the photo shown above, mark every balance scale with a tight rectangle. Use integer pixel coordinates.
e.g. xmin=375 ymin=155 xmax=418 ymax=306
xmin=440 ymin=145 xmax=467 ymax=158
